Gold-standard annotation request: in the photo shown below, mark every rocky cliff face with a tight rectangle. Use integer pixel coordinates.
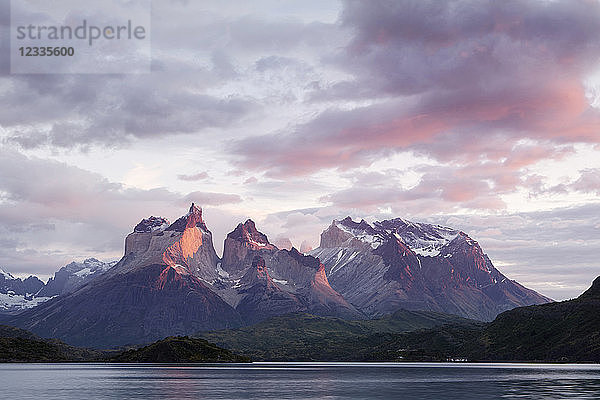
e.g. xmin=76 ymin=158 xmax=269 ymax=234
xmin=221 ymin=219 xmax=276 ymax=276
xmin=268 ymin=248 xmax=362 ymax=319
xmin=235 ymin=256 xmax=306 ymax=325
xmin=311 ymin=217 xmax=551 ymax=321
xmin=216 ymin=221 xmax=363 ymax=323
xmin=117 ymin=204 xmax=220 ymax=282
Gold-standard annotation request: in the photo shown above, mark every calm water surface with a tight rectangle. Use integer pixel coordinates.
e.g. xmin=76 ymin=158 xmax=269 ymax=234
xmin=1 ymin=362 xmax=599 ymax=400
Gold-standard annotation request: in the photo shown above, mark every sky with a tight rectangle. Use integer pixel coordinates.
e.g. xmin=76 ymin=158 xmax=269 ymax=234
xmin=1 ymin=0 xmax=599 ymax=300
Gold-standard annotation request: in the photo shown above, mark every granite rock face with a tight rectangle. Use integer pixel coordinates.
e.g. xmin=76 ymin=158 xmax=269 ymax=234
xmin=221 ymin=219 xmax=276 ymax=276
xmin=6 ymin=204 xmax=242 ymax=348
xmin=217 ymin=222 xmax=363 ymax=323
xmin=235 ymin=256 xmax=306 ymax=325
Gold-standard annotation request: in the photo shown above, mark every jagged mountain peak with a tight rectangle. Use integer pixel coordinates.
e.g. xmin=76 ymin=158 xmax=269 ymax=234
xmin=338 ymin=216 xmax=376 ymax=233
xmin=311 ymin=214 xmax=551 ymax=321
xmin=63 ymin=258 xmax=110 ymax=272
xmin=227 ymin=219 xmax=274 ymax=250
xmin=0 ymin=268 xmax=15 ymax=280
xmin=166 ymin=203 xmax=207 ymax=232
xmin=285 ymin=247 xmax=321 ymax=270
xmin=221 ymin=220 xmax=278 ymax=277
xmin=116 ymin=204 xmax=220 ymax=282
xmin=0 ymin=269 xmax=43 ymax=287
xmin=322 ymin=216 xmax=461 ymax=256
xmin=319 ymin=218 xmax=384 ymax=249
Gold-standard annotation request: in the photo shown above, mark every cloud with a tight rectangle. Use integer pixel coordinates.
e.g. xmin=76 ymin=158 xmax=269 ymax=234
xmin=570 ymin=168 xmax=600 ymax=194
xmin=0 ymin=149 xmax=242 ymax=276
xmin=1 ymin=0 xmax=346 ymax=151
xmin=229 ymin=0 xmax=600 ymax=177
xmin=178 ymin=172 xmax=210 ymax=181
xmin=318 ymin=158 xmax=559 ymax=214
xmin=2 ymin=73 xmax=256 ymax=149
xmin=181 ymin=191 xmax=242 ymax=206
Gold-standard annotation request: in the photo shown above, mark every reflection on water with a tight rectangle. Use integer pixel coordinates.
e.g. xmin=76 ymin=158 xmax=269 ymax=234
xmin=1 ymin=362 xmax=599 ymax=400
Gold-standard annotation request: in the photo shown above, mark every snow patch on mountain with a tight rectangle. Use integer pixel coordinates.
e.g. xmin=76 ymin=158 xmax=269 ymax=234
xmin=74 ymin=268 xmax=92 ymax=278
xmin=384 ymin=222 xmax=459 ymax=257
xmin=335 ymin=220 xmax=385 ymax=249
xmin=333 ymin=217 xmax=459 ymax=256
xmin=216 ymin=263 xmax=230 ymax=279
xmin=0 ymin=292 xmax=55 ymax=312
xmin=0 ymin=269 xmax=15 ymax=280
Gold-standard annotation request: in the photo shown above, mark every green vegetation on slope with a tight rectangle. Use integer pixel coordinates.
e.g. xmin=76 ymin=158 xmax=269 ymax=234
xmin=480 ymin=276 xmax=600 ymax=362
xmin=0 ymin=325 xmax=103 ymax=362
xmin=351 ymin=277 xmax=600 ymax=362
xmin=112 ymin=336 xmax=250 ymax=363
xmin=354 ymin=323 xmax=486 ymax=361
xmin=197 ymin=310 xmax=479 ymax=361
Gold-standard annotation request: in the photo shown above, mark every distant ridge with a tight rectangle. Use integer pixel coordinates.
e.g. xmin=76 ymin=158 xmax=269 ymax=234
xmin=3 ymin=204 xmax=551 ymax=347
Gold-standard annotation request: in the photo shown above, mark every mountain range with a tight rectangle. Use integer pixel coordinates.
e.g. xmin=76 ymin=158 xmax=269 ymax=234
xmin=196 ymin=274 xmax=600 ymax=362
xmin=0 ymin=258 xmax=115 ymax=314
xmin=311 ymin=217 xmax=550 ymax=320
xmin=2 ymin=203 xmax=550 ymax=348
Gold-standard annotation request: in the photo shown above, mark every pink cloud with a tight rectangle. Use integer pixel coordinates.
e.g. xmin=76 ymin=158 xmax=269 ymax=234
xmin=231 ymin=1 xmax=600 ymax=178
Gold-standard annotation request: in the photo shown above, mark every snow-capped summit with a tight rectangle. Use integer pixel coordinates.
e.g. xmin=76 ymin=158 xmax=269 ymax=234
xmin=4 ymin=206 xmax=551 ymax=347
xmin=320 ymin=217 xmax=386 ymax=249
xmin=311 ymin=216 xmax=551 ymax=321
xmin=0 ymin=269 xmax=15 ymax=280
xmin=134 ymin=216 xmax=170 ymax=233
xmin=374 ymin=218 xmax=459 ymax=257
xmin=0 ymin=268 xmax=48 ymax=314
xmin=37 ymin=258 xmax=116 ymax=298
xmin=321 ymin=216 xmax=460 ymax=256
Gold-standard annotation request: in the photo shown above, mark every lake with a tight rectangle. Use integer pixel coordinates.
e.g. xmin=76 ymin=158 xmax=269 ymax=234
xmin=1 ymin=362 xmax=599 ymax=399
